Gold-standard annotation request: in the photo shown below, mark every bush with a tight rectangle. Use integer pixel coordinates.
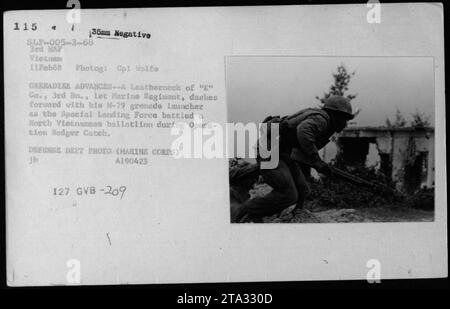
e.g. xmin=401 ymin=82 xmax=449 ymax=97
xmin=404 ymin=187 xmax=434 ymax=210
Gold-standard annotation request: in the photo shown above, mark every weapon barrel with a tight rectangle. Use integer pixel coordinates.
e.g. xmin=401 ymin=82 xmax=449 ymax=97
xmin=330 ymin=167 xmax=371 ymax=186
xmin=330 ymin=166 xmax=396 ymax=195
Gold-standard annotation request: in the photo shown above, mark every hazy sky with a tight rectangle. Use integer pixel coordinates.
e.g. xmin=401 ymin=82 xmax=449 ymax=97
xmin=226 ymin=57 xmax=434 ymax=127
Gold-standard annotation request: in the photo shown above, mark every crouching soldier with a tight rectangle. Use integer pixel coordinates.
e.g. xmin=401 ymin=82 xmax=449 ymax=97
xmin=231 ymin=95 xmax=356 ymax=223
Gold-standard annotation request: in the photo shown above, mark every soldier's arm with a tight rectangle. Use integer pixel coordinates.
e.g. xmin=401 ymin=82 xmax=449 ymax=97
xmin=295 ymin=116 xmax=328 ymax=168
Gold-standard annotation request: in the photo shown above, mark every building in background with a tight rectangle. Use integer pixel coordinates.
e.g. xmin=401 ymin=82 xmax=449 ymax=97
xmin=321 ymin=127 xmax=435 ymax=193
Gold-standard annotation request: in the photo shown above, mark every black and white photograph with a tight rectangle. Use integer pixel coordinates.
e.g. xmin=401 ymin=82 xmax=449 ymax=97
xmin=227 ymin=56 xmax=435 ymax=223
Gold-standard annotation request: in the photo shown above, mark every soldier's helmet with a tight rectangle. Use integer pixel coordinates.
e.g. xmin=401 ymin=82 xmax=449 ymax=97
xmin=322 ymin=95 xmax=354 ymax=120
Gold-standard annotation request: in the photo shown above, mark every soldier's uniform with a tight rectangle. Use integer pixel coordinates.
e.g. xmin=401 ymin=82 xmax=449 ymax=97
xmin=232 ymin=95 xmax=354 ymax=223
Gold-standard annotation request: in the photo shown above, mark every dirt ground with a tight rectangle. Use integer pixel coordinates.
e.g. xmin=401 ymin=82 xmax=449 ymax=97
xmin=249 ymin=183 xmax=434 ymax=223
xmin=261 ymin=205 xmax=434 ymax=223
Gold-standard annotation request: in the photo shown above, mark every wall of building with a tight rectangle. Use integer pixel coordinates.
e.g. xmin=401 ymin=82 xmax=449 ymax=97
xmin=320 ymin=128 xmax=434 ymax=192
